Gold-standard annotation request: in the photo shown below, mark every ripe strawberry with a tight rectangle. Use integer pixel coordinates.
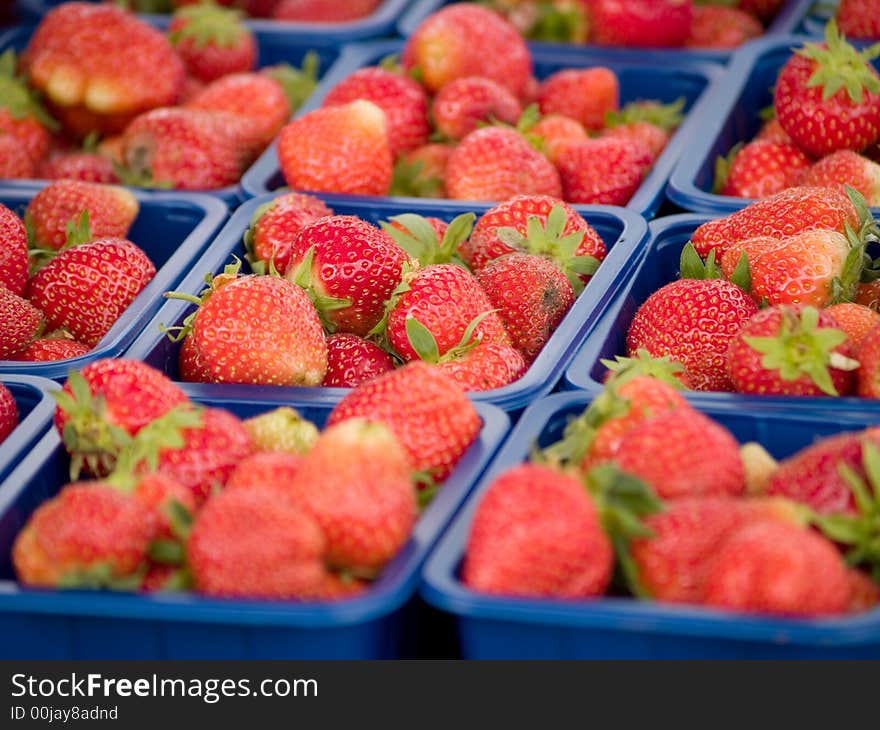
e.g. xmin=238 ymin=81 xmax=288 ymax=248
xmin=590 ymin=0 xmax=693 ymax=47
xmin=703 ymin=520 xmax=850 ymax=616
xmin=690 ymin=186 xmax=859 ymax=260
xmin=432 ymin=76 xmax=522 ymax=141
xmin=188 ymin=487 xmax=328 ymax=599
xmin=774 ymin=22 xmax=880 ymax=158
xmin=129 ymin=471 xmax=196 ymax=543
xmin=285 ymin=215 xmax=408 ymax=336
xmin=445 ymin=126 xmax=562 ymax=201
xmin=327 ymin=361 xmax=481 ymax=481
xmin=0 ymin=383 xmax=19 ymax=444
xmin=225 ymin=451 xmax=304 ymax=498
xmin=37 ymin=152 xmax=118 ymax=183
xmin=242 ymin=406 xmax=319 ymax=454
xmin=476 ymin=252 xmax=575 ymax=363
xmin=21 ymin=3 xmax=185 ymax=138
xmin=462 ymin=463 xmax=613 ymax=598
xmin=685 ymin=4 xmax=762 ymax=49
xmin=530 ymin=114 xmax=588 ymax=163
xmin=847 ymin=568 xmax=880 ymax=612
xmin=27 ymin=237 xmax=155 ymax=348
xmin=856 ymin=279 xmax=880 ymax=309
xmin=13 ymin=338 xmax=90 ymax=362
xmin=0 ymin=203 xmax=29 ymax=296
xmin=536 ymin=68 xmax=618 ymax=132
xmin=0 ymin=286 xmax=43 ymax=359
xmin=177 ymin=334 xmax=211 ymax=383
xmin=243 ymin=192 xmax=333 ymax=275
xmin=168 ymin=3 xmax=257 ymax=84
xmin=0 ymin=135 xmax=36 ymax=179
xmin=272 ymin=0 xmax=382 ymax=21
xmin=390 ymin=143 xmax=454 ymax=198
xmin=800 ymin=150 xmax=880 ymax=205
xmin=737 ymin=0 xmax=784 ymax=22
xmin=323 ymin=67 xmax=430 ymax=157
xmin=433 ymin=340 xmax=528 ymax=392
xmin=0 ymin=52 xmax=56 ymax=164
xmin=277 ymin=100 xmax=392 ymax=196
xmin=856 ymin=322 xmax=880 ymax=396
xmin=627 ymin=278 xmax=759 ymax=391
xmin=601 ymin=99 xmax=685 ymax=162
xmin=25 ymin=181 xmax=139 ymax=252
xmin=322 ymin=333 xmax=395 ymax=388
xmin=825 ymin=302 xmax=880 ymax=348
xmin=727 ymin=305 xmax=856 ymax=397
xmin=186 ymin=272 xmax=328 ymax=386
xmin=754 ymin=117 xmax=793 ymax=145
xmin=555 ymin=137 xmax=653 ymax=206
xmin=716 ymin=140 xmax=811 ymax=199
xmin=402 ymin=3 xmax=533 ymax=99
xmin=837 ymin=0 xmax=880 ymax=40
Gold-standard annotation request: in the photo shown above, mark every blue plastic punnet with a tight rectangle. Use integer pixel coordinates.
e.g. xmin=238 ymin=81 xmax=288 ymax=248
xmin=0 ymin=375 xmax=57 ymax=485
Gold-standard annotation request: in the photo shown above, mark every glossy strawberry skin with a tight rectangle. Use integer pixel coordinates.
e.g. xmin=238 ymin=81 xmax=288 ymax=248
xmin=720 ymin=140 xmax=811 ymax=199
xmin=857 ymin=323 xmax=880 ymax=397
xmin=225 ymin=451 xmax=304 ymax=498
xmin=432 ymin=76 xmax=522 ymax=141
xmin=437 ymin=342 xmax=528 ymax=392
xmin=272 ymin=0 xmax=381 ymax=21
xmin=536 ymin=68 xmax=618 ymax=132
xmin=37 ymin=152 xmax=118 ymax=183
xmin=837 ymin=0 xmax=880 ymax=40
xmin=590 ymin=0 xmax=693 ymax=47
xmin=0 ymin=108 xmax=51 ymax=165
xmin=13 ymin=338 xmax=90 ymax=362
xmin=800 ymin=150 xmax=880 ymax=206
xmin=0 ymin=135 xmax=36 ymax=179
xmin=825 ymin=302 xmax=880 ymax=349
xmin=0 ymin=204 xmax=29 ymax=296
xmin=0 ymin=383 xmax=19 ymax=444
xmin=168 ymin=7 xmax=257 ymax=84
xmin=556 ymin=138 xmax=653 ymax=206
xmin=531 ymin=115 xmax=588 ymax=163
xmin=685 ymin=4 xmax=763 ymax=49
xmin=322 ymin=333 xmax=395 ymax=388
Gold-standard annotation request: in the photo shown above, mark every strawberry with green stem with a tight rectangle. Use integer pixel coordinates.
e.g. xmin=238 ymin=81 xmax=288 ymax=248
xmin=380 ymin=211 xmax=474 ymax=270
xmin=0 ymin=286 xmax=44 ymax=360
xmin=602 ymin=98 xmax=685 ymax=162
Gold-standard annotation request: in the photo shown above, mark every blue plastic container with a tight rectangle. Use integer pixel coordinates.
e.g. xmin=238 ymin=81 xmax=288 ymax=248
xmin=795 ymin=1 xmax=835 ymax=37
xmin=667 ymin=34 xmax=880 ymax=216
xmin=0 ymin=185 xmax=228 ymax=382
xmin=123 ymin=193 xmax=648 ymax=412
xmin=562 ymin=214 xmax=880 ymax=412
xmin=239 ymin=40 xmax=723 ymax=220
xmin=0 ymin=384 xmax=509 ymax=659
xmin=0 ymin=25 xmax=341 ymax=207
xmin=0 ymin=375 xmax=58 ymax=485
xmin=15 ymin=0 xmax=414 ymax=40
xmin=397 ymin=0 xmax=815 ymax=65
xmin=421 ymin=390 xmax=880 ymax=659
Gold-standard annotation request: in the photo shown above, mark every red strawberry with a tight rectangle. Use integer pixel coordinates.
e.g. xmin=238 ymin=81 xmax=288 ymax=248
xmin=856 ymin=322 xmax=880 ymax=397
xmin=0 ymin=203 xmax=29 ymax=296
xmin=277 ymin=100 xmax=392 ymax=196
xmin=327 ymin=361 xmax=481 ymax=481
xmin=555 ymin=137 xmax=653 ymax=206
xmin=726 ymin=305 xmax=856 ymax=397
xmin=0 ymin=286 xmax=43 ymax=359
xmin=847 ymin=568 xmax=880 ymax=612
xmin=188 ymin=487 xmax=329 ymax=599
xmin=774 ymin=22 xmax=880 ymax=158
xmin=225 ymin=451 xmax=304 ymax=498
xmin=285 ymin=215 xmax=408 ymax=336
xmin=536 ymin=67 xmax=618 ymax=132
xmin=322 ymin=333 xmax=395 ymax=388
xmin=402 ymin=3 xmax=533 ymax=99
xmin=27 ymin=237 xmax=155 ymax=348
xmin=21 ymin=3 xmax=185 ymax=138
xmin=737 ymin=0 xmax=784 ymax=21
xmin=601 ymin=99 xmax=685 ymax=163
xmin=463 ymin=463 xmax=613 ymax=598
xmin=837 ymin=0 xmax=880 ymax=40
xmin=168 ymin=3 xmax=257 ymax=83
xmin=716 ymin=140 xmax=811 ymax=199
xmin=434 ymin=341 xmax=528 ymax=392
xmin=627 ymin=278 xmax=759 ymax=391
xmin=272 ymin=0 xmax=381 ymax=21
xmin=856 ymin=279 xmax=880 ymax=309
xmin=0 ymin=53 xmax=56 ymax=164
xmin=13 ymin=338 xmax=90 ymax=362
xmin=754 ymin=117 xmax=793 ymax=145
xmin=0 ymin=383 xmax=19 ymax=444
xmin=685 ymin=4 xmax=762 ymax=49
xmin=590 ymin=0 xmax=693 ymax=47
xmin=800 ymin=150 xmax=880 ymax=206
xmin=130 ymin=471 xmax=196 ymax=543
xmin=323 ymin=67 xmax=430 ymax=157
xmin=432 ymin=76 xmax=522 ymax=141
xmin=177 ymin=334 xmax=211 ymax=384
xmin=25 ymin=181 xmax=138 ymax=251
xmin=242 ymin=406 xmax=319 ymax=454
xmin=0 ymin=135 xmax=36 ymax=179
xmin=37 ymin=152 xmax=118 ymax=183
xmin=445 ymin=126 xmax=561 ymax=201
xmin=825 ymin=302 xmax=880 ymax=348
xmin=244 ymin=192 xmax=333 ymax=275
xmin=530 ymin=114 xmax=588 ymax=163
xmin=391 ymin=143 xmax=454 ymax=198
xmin=703 ymin=520 xmax=850 ymax=616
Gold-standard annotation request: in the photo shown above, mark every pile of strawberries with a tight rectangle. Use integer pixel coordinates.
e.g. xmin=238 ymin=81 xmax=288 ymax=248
xmin=13 ymin=357 xmax=481 ymax=598
xmin=0 ymin=180 xmax=155 ymax=362
xmin=0 ymin=2 xmax=319 ymax=189
xmin=114 ymin=0 xmax=384 ymax=23
xmin=168 ymin=191 xmax=607 ymax=392
xmin=463 ymin=369 xmax=880 ymax=617
xmin=717 ymin=22 xmax=880 ymax=205
xmin=276 ymin=3 xmax=685 ymax=206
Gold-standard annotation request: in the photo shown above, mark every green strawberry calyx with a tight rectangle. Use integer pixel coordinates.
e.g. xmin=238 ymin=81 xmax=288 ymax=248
xmin=380 ymin=212 xmax=474 ymax=269
xmin=388 ymin=157 xmax=445 ymax=199
xmin=288 ymin=246 xmax=352 ymax=333
xmin=605 ymin=98 xmax=685 ymax=132
xmin=742 ymin=305 xmax=859 ymax=396
xmin=798 ymin=19 xmax=880 ymax=105
xmin=679 ymin=241 xmax=751 ymax=293
xmin=169 ymin=3 xmax=249 ymax=49
xmin=404 ymin=310 xmax=496 ymax=364
xmin=601 ymin=348 xmax=690 ymax=390
xmin=161 ymin=259 xmax=244 ymax=343
xmin=26 ymin=210 xmax=95 ymax=274
xmin=711 ymin=142 xmax=743 ymax=195
xmin=263 ymin=53 xmax=320 ymax=115
xmin=58 ymin=562 xmax=147 ymax=592
xmin=522 ymin=1 xmax=587 ymax=43
xmin=0 ymin=50 xmax=59 ymax=131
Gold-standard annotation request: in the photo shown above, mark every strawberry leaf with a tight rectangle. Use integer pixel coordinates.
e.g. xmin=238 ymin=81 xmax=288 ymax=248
xmin=405 ymin=316 xmax=441 ymax=364
xmin=728 ymin=252 xmax=752 ymax=293
xmin=149 ymin=539 xmax=185 ymax=566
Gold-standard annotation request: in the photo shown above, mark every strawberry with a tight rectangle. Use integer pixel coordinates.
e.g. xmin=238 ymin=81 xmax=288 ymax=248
xmin=685 ymin=4 xmax=763 ymax=49
xmin=462 ymin=463 xmax=613 ymax=598
xmin=432 ymin=76 xmax=523 ymax=141
xmin=323 ymin=67 xmax=430 ymax=157
xmin=322 ymin=333 xmax=395 ymax=388
xmin=847 ymin=568 xmax=880 ymax=612
xmin=726 ymin=305 xmax=857 ymax=397
xmin=285 ymin=215 xmax=408 ymax=336
xmin=168 ymin=3 xmax=257 ymax=83
xmin=25 ymin=181 xmax=138 ymax=252
xmin=702 ymin=520 xmax=850 ymax=616
xmin=856 ymin=279 xmax=880 ymax=309
xmin=434 ymin=341 xmax=527 ymax=392
xmin=390 ymin=143 xmax=454 ymax=198
xmin=27 ymin=237 xmax=156 ymax=348
xmin=530 ymin=114 xmax=588 ymax=163
xmin=37 ymin=152 xmax=118 ymax=184
xmin=690 ymin=186 xmax=859 ymax=260
xmin=242 ymin=406 xmax=319 ymax=454
xmin=0 ymin=203 xmax=29 ymax=296
xmin=715 ymin=140 xmax=811 ymax=199
xmin=0 ymin=50 xmax=56 ymax=164
xmin=774 ymin=22 xmax=880 ymax=158
xmin=445 ymin=126 xmax=562 ymax=201
xmin=0 ymin=383 xmax=19 ymax=444
xmin=187 ymin=487 xmax=329 ymax=599
xmin=0 ymin=135 xmax=36 ymax=179
xmin=277 ymin=100 xmax=392 ymax=196
xmin=243 ymin=192 xmax=333 ymax=276
xmin=225 ymin=451 xmax=304 ymax=498
xmin=754 ymin=117 xmax=793 ymax=145
xmin=536 ymin=68 xmax=618 ymax=132
xmin=737 ymin=0 xmax=784 ymax=22
xmin=327 ymin=361 xmax=481 ymax=481
xmin=177 ymin=334 xmax=211 ymax=383
xmin=601 ymin=99 xmax=685 ymax=163
xmin=476 ymin=252 xmax=575 ymax=363
xmin=21 ymin=3 xmax=185 ymax=138
xmin=590 ymin=0 xmax=693 ymax=47
xmin=627 ymin=278 xmax=759 ymax=391
xmin=856 ymin=322 xmax=880 ymax=397
xmin=13 ymin=338 xmax=90 ymax=362
xmin=825 ymin=302 xmax=880 ymax=348
xmin=800 ymin=150 xmax=880 ymax=205
xmin=555 ymin=137 xmax=653 ymax=206
xmin=0 ymin=286 xmax=43 ymax=359
xmin=837 ymin=0 xmax=880 ymax=40
xmin=272 ymin=0 xmax=382 ymax=21
xmin=128 ymin=471 xmax=196 ymax=544
xmin=402 ymin=3 xmax=533 ymax=99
